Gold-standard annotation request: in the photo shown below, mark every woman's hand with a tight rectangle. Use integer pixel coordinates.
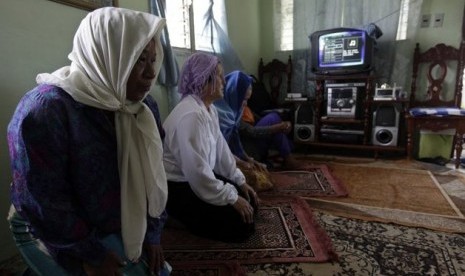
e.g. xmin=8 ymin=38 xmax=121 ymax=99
xmin=144 ymin=244 xmax=165 ymax=275
xmin=281 ymin=121 xmax=292 ymax=134
xmin=251 ymin=159 xmax=267 ymax=172
xmin=232 ymin=196 xmax=255 ymax=224
xmin=240 ymin=183 xmax=260 ymax=209
xmin=83 ymin=251 xmax=125 ymax=276
xmin=274 ymin=121 xmax=292 ymax=134
xmin=241 ymin=160 xmax=253 ymax=169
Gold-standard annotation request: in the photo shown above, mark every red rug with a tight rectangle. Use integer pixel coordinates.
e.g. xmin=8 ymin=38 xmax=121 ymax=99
xmin=162 ymin=196 xmax=336 ymax=266
xmin=263 ymin=164 xmax=348 ymax=197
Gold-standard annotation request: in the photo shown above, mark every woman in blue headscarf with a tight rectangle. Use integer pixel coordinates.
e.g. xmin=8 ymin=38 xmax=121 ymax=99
xmin=215 ymin=70 xmax=300 ymax=170
xmin=214 ymin=72 xmax=256 ymax=164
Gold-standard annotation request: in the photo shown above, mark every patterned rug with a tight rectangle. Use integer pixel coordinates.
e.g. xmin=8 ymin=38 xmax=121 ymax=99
xmin=170 ymin=261 xmax=246 ymax=276
xmin=263 ymin=165 xmax=348 ymax=197
xmin=307 ymin=198 xmax=465 ymax=233
xmin=246 ymin=211 xmax=465 ymax=275
xmin=162 ymin=196 xmax=336 ymax=266
xmin=290 ymin=159 xmax=465 ymax=233
xmin=4 ymin=212 xmax=464 ymax=275
xmin=312 ymin=163 xmax=462 ymax=217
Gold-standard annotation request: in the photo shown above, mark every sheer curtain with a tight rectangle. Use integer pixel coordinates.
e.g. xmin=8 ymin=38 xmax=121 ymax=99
xmin=274 ymin=0 xmax=423 ymax=97
xmin=152 ymin=0 xmax=243 ymax=109
xmin=200 ymin=0 xmax=245 ymax=74
xmin=150 ymin=0 xmax=181 ymax=111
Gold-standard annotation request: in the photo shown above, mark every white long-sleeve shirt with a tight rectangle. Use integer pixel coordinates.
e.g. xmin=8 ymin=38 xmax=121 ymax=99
xmin=163 ymin=95 xmax=246 ymax=206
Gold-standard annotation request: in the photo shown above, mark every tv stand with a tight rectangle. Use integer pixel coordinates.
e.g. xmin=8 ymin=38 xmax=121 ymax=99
xmin=297 ymin=73 xmax=408 ymax=158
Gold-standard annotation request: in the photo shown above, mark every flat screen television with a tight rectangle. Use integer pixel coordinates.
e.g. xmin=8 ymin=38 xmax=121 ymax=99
xmin=310 ymin=27 xmax=374 ymax=75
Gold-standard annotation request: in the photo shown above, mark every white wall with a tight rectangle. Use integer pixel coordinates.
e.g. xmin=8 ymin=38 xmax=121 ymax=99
xmin=416 ymin=0 xmax=464 ymax=49
xmin=225 ymin=0 xmax=261 ymax=75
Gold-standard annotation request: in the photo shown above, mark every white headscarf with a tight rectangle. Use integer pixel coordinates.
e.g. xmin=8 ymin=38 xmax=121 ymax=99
xmin=36 ymin=7 xmax=167 ymax=261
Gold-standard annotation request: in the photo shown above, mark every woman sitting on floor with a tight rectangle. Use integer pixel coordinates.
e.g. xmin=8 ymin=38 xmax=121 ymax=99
xmin=162 ymin=53 xmax=259 ymax=243
xmin=215 ymin=70 xmax=301 ymax=170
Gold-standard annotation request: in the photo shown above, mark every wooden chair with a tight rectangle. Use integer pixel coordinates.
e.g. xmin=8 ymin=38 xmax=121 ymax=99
xmin=406 ymin=42 xmax=465 ymax=168
xmin=258 ymin=56 xmax=293 ymax=107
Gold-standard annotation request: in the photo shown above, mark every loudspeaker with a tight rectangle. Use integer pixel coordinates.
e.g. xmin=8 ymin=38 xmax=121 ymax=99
xmin=372 ymin=104 xmax=400 ymax=146
xmin=294 ymin=103 xmax=315 ymax=142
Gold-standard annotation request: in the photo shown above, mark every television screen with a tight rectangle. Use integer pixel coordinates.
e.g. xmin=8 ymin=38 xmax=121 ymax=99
xmin=310 ymin=28 xmax=374 ymax=75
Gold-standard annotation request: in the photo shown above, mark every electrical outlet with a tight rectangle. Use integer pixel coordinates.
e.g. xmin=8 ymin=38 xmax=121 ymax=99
xmin=433 ymin=13 xmax=444 ymax=28
xmin=421 ymin=14 xmax=431 ymax=28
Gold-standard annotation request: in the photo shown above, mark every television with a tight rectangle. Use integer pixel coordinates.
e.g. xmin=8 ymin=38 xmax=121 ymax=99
xmin=310 ymin=27 xmax=374 ymax=75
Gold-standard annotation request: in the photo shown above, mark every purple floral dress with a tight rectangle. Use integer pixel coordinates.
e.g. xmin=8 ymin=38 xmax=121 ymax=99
xmin=7 ymin=84 xmax=167 ymax=272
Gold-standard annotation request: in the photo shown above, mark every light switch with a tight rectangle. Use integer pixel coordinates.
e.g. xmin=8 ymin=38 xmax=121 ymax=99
xmin=433 ymin=13 xmax=444 ymax=28
xmin=421 ymin=14 xmax=431 ymax=28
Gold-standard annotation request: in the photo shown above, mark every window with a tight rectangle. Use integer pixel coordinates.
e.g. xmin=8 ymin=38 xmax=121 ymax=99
xmin=396 ymin=0 xmax=410 ymax=40
xmin=274 ymin=0 xmax=413 ymax=51
xmin=165 ymin=0 xmax=192 ymax=49
xmin=166 ymin=0 xmax=226 ymax=52
xmin=274 ymin=0 xmax=294 ymax=51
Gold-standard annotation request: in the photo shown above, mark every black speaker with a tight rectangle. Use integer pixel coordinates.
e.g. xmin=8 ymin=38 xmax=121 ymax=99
xmin=294 ymin=103 xmax=315 ymax=142
xmin=372 ymin=104 xmax=400 ymax=146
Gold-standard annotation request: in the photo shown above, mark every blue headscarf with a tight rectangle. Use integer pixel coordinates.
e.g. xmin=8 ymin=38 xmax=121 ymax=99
xmin=214 ymin=71 xmax=252 ymax=159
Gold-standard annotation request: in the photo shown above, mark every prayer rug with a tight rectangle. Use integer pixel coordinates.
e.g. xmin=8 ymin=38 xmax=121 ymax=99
xmin=314 ymin=163 xmax=462 ymax=217
xmin=263 ymin=164 xmax=348 ymax=197
xmin=291 ymin=160 xmax=465 ymax=233
xmin=246 ymin=211 xmax=465 ymax=275
xmin=162 ymin=196 xmax=336 ymax=266
xmin=170 ymin=261 xmax=245 ymax=276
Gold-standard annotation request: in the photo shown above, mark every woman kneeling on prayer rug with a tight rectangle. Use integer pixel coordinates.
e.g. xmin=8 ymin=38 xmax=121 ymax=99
xmin=163 ymin=52 xmax=260 ymax=242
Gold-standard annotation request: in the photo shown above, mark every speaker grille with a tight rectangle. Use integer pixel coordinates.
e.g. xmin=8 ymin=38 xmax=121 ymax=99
xmin=375 ymin=129 xmax=394 ymax=144
xmin=372 ymin=103 xmax=400 ymax=147
xmin=295 ymin=103 xmax=314 ymax=124
xmin=375 ymin=105 xmax=396 ymax=126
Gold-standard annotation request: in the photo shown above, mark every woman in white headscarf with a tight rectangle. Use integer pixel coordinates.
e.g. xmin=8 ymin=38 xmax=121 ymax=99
xmin=7 ymin=7 xmax=170 ymax=275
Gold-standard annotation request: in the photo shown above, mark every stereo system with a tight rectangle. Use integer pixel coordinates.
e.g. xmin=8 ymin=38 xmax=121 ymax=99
xmin=292 ymin=83 xmax=401 ymax=147
xmin=372 ymin=104 xmax=400 ymax=146
xmin=294 ymin=102 xmax=315 ymax=143
xmin=374 ymin=84 xmax=407 ymax=101
xmin=326 ymin=82 xmax=365 ymax=118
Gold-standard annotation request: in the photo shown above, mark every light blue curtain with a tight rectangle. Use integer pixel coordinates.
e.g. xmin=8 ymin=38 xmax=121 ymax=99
xmin=150 ymin=0 xmax=181 ymax=111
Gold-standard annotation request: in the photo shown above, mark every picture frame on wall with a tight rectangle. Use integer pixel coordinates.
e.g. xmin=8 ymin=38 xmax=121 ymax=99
xmin=49 ymin=0 xmax=118 ymax=11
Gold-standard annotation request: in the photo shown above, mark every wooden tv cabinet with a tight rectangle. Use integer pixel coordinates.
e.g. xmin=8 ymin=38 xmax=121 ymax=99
xmin=296 ymin=73 xmax=408 ymax=158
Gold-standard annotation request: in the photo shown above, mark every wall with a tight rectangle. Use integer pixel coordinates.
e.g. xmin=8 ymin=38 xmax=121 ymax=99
xmin=258 ymin=0 xmax=276 ymax=63
xmin=416 ymin=0 xmax=464 ymax=49
xmin=225 ymin=0 xmax=261 ymax=75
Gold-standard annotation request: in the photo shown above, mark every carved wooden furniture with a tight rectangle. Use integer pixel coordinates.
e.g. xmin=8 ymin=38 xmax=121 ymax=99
xmin=258 ymin=56 xmax=293 ymax=107
xmin=405 ymin=42 xmax=465 ymax=168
